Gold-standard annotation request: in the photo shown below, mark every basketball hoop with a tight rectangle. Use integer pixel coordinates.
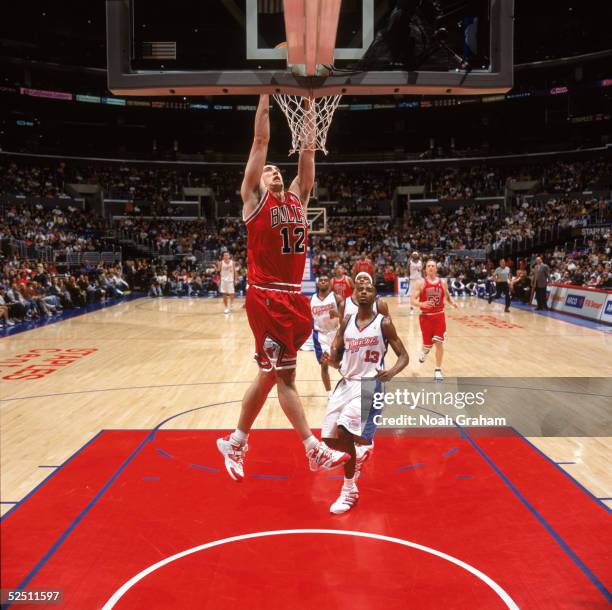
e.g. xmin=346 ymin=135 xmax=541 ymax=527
xmin=273 ymin=94 xmax=342 ymax=156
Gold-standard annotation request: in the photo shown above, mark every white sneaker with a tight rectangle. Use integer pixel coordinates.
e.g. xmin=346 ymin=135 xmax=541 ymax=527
xmin=223 ymin=308 xmax=230 ymax=314
xmin=307 ymin=442 xmax=350 ymax=472
xmin=419 ymin=350 xmax=430 ymax=363
xmin=6 ymin=319 xmax=15 ymax=326
xmin=355 ymin=444 xmax=373 ymax=480
xmin=409 ymin=308 xmax=414 ymax=315
xmin=330 ymin=487 xmax=360 ymax=514
xmin=216 ymin=435 xmax=248 ymax=482
xmin=434 ymin=369 xmax=443 ymax=382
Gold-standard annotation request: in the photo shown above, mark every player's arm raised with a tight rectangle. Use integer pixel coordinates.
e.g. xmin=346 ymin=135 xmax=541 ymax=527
xmin=377 ymin=317 xmax=409 ymax=381
xmin=322 ymin=314 xmax=350 ymax=369
xmin=289 ymin=100 xmax=315 ymax=208
xmin=241 ymin=94 xmax=270 ymax=218
xmin=443 ymin=279 xmax=458 ymax=309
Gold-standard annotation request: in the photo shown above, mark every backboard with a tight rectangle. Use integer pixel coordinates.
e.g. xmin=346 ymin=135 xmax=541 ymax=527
xmin=106 ymin=0 xmax=513 ymax=97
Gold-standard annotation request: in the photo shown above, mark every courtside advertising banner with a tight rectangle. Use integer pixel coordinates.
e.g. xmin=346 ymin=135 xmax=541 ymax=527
xmin=601 ymin=294 xmax=612 ymax=324
xmin=542 ymin=284 xmax=611 ymax=323
xmin=397 ymin=276 xmax=410 ymax=294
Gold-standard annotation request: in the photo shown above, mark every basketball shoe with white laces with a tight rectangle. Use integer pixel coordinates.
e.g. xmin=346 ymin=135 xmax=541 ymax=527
xmin=216 ymin=435 xmax=248 ymax=482
xmin=354 ymin=444 xmax=373 ymax=480
xmin=330 ymin=486 xmax=360 ymax=514
xmin=434 ymin=368 xmax=444 ymax=382
xmin=307 ymin=442 xmax=350 ymax=472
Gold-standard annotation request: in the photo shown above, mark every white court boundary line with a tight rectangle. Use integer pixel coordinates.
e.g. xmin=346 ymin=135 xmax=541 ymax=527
xmin=102 ymin=529 xmax=519 ymax=609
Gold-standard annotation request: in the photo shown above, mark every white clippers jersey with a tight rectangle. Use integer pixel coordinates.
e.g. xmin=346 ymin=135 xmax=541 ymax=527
xmin=409 ymin=260 xmax=423 ymax=280
xmin=344 ymin=296 xmax=378 ymax=317
xmin=310 ymin=291 xmax=339 ymax=333
xmin=220 ymin=260 xmax=235 ymax=281
xmin=340 ymin=313 xmax=387 ymax=380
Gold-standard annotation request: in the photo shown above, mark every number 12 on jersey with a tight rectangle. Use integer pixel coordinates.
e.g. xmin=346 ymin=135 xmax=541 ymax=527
xmin=280 ymin=226 xmax=306 ymax=255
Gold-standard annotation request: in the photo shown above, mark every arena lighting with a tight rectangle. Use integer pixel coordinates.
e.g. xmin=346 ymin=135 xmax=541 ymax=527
xmin=355 ymin=0 xmax=469 ymax=72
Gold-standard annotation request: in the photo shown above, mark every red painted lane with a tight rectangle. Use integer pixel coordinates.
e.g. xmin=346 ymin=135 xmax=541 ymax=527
xmin=3 ymin=431 xmax=608 ymax=609
xmin=1 ymin=430 xmax=149 ymax=590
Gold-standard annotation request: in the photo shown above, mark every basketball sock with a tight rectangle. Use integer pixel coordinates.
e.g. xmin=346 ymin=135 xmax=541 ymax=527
xmin=303 ymin=435 xmax=319 ymax=452
xmin=230 ymin=429 xmax=248 ymax=445
xmin=343 ymin=476 xmax=357 ymax=491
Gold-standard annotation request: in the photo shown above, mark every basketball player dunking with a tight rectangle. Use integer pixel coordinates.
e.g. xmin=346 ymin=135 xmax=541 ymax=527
xmin=411 ymin=259 xmax=457 ymax=381
xmin=310 ymin=274 xmax=344 ymax=394
xmin=217 ymin=95 xmax=350 ymax=481
xmin=217 ymin=251 xmax=237 ymax=314
xmin=343 ymin=271 xmax=390 ymax=318
xmin=407 ymin=252 xmax=423 ymax=314
xmin=331 ymin=265 xmax=354 ymax=300
xmin=321 ymin=282 xmax=409 ymax=514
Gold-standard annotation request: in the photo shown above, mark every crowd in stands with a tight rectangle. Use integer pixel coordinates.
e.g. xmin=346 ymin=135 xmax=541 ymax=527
xmin=0 ymin=258 xmax=130 ymax=327
xmin=1 ymin=202 xmax=107 ymax=252
xmin=1 ymin=155 xmax=610 ymax=329
xmin=1 ymin=158 xmax=610 ymax=205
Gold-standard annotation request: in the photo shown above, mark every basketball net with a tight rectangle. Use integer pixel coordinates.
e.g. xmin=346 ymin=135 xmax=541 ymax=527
xmin=273 ymin=94 xmax=342 ymax=156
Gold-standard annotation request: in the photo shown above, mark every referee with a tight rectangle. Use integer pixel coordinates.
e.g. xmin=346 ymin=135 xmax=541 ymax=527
xmin=488 ymin=258 xmax=512 ymax=312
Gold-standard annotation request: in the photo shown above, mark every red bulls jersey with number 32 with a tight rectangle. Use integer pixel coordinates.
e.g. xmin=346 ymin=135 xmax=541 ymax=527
xmin=419 ymin=277 xmax=445 ymax=314
xmin=245 ymin=190 xmax=307 ymax=288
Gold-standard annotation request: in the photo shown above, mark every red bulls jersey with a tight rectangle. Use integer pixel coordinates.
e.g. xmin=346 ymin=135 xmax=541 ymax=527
xmin=356 ymin=259 xmax=374 ymax=276
xmin=419 ymin=277 xmax=445 ymax=314
xmin=245 ymin=190 xmax=307 ymax=289
xmin=331 ymin=276 xmax=353 ymax=299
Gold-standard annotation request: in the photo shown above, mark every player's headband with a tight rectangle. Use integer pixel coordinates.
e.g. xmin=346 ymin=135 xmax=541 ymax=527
xmin=355 ymin=272 xmax=373 ymax=283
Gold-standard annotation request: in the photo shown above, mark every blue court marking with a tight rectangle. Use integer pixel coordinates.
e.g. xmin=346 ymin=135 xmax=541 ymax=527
xmin=327 ymin=475 xmax=344 ymax=479
xmin=37 ymin=465 xmax=60 ymax=469
xmin=1 ymin=400 xmax=241 ymax=607
xmin=1 ymin=502 xmax=18 ymax=504
xmin=493 ymin=298 xmax=611 ymax=331
xmin=459 ymin=426 xmax=612 ymax=604
xmin=0 ymin=430 xmax=104 ymax=522
xmin=513 ymin=430 xmax=611 ymax=515
xmin=443 ymin=447 xmax=459 ymax=457
xmin=189 ymin=464 xmax=219 ymax=473
xmin=4 ymin=379 xmax=610 ymax=403
xmin=250 ymin=475 xmax=289 ymax=480
xmin=555 ymin=461 xmax=576 ymax=465
xmin=1 ymin=380 xmax=259 ymax=403
xmin=410 ymin=406 xmax=612 ymax=603
xmin=597 ymin=497 xmax=612 ymax=501
xmin=0 ymin=293 xmax=145 ymax=339
xmin=398 ymin=463 xmax=424 ymax=470
xmin=156 ymin=448 xmax=174 ymax=459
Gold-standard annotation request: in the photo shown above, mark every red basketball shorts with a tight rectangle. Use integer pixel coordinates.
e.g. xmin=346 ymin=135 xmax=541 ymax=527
xmin=245 ymin=287 xmax=313 ymax=371
xmin=419 ymin=312 xmax=447 ymax=347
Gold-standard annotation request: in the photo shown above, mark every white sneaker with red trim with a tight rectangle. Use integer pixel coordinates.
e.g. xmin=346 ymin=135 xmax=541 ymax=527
xmin=330 ymin=487 xmax=360 ymax=514
xmin=217 ymin=435 xmax=248 ymax=482
xmin=307 ymin=442 xmax=350 ymax=472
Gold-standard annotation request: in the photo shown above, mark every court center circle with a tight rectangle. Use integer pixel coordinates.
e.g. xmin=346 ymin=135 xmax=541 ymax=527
xmin=102 ymin=528 xmax=519 ymax=609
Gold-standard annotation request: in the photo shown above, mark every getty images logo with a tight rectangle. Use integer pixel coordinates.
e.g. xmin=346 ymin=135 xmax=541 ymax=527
xmin=565 ymin=294 xmax=585 ymax=309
